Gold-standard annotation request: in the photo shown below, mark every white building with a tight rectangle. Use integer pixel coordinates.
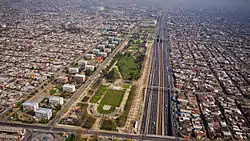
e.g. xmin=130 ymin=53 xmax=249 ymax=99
xmin=35 ymin=108 xmax=52 ymax=119
xmin=49 ymin=96 xmax=64 ymax=105
xmin=74 ymin=74 xmax=86 ymax=83
xmin=84 ymin=54 xmax=94 ymax=60
xmin=68 ymin=67 xmax=79 ymax=74
xmin=22 ymin=101 xmax=38 ymax=111
xmin=104 ymin=48 xmax=112 ymax=53
xmin=85 ymin=65 xmax=95 ymax=71
xmin=99 ymin=52 xmax=108 ymax=58
xmin=108 ymin=44 xmax=116 ymax=48
xmin=112 ymin=41 xmax=119 ymax=45
xmin=92 ymin=49 xmax=100 ymax=54
xmin=102 ymin=40 xmax=109 ymax=45
xmin=62 ymin=84 xmax=76 ymax=92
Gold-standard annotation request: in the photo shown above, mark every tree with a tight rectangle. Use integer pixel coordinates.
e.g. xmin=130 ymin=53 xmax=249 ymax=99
xmin=55 ymin=104 xmax=62 ymax=111
xmin=39 ymin=118 xmax=49 ymax=124
xmin=100 ymin=120 xmax=117 ymax=131
xmin=90 ymin=135 xmax=100 ymax=141
xmin=85 ymin=70 xmax=94 ymax=76
xmin=14 ymin=113 xmax=19 ymax=121
xmin=102 ymin=68 xmax=108 ymax=76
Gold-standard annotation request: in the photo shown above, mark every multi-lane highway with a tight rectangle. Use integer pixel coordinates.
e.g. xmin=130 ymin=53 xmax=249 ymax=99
xmin=162 ymin=16 xmax=174 ymax=136
xmin=141 ymin=15 xmax=174 ymax=136
xmin=140 ymin=18 xmax=160 ymax=135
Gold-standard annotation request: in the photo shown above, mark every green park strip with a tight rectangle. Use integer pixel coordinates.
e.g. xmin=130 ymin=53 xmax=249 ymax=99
xmin=117 ymin=54 xmax=140 ymax=80
xmin=90 ymin=85 xmax=108 ymax=103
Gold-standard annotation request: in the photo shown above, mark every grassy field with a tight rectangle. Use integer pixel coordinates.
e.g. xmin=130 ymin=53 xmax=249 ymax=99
xmin=147 ymin=39 xmax=153 ymax=43
xmin=90 ymin=85 xmax=108 ymax=103
xmin=116 ymin=86 xmax=135 ymax=127
xmin=97 ymin=105 xmax=115 ymax=114
xmin=134 ymin=39 xmax=144 ymax=44
xmin=129 ymin=45 xmax=138 ymax=51
xmin=97 ymin=89 xmax=125 ymax=114
xmin=122 ymin=84 xmax=131 ymax=89
xmin=100 ymin=89 xmax=125 ymax=107
xmin=117 ymin=54 xmax=140 ymax=80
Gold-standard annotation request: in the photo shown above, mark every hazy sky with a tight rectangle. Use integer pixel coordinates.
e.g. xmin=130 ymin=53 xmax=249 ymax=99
xmin=96 ymin=0 xmax=250 ymax=9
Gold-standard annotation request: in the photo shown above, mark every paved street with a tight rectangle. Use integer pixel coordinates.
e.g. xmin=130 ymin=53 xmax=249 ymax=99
xmin=0 ymin=121 xmax=182 ymax=141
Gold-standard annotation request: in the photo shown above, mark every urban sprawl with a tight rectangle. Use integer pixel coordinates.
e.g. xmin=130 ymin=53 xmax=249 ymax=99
xmin=0 ymin=1 xmax=249 ymax=141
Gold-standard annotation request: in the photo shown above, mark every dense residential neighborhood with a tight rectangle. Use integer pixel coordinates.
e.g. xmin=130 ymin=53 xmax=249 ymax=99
xmin=169 ymin=9 xmax=250 ymax=140
xmin=0 ymin=0 xmax=249 ymax=141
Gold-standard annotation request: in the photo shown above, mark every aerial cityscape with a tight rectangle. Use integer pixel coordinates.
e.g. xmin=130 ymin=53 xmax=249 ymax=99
xmin=0 ymin=0 xmax=249 ymax=140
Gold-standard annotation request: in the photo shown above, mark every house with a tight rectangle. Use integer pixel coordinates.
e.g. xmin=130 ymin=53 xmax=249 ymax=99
xmin=108 ymin=44 xmax=116 ymax=48
xmin=102 ymin=40 xmax=109 ymax=45
xmin=84 ymin=54 xmax=94 ymax=60
xmin=78 ymin=60 xmax=88 ymax=66
xmin=115 ymin=38 xmax=122 ymax=42
xmin=92 ymin=49 xmax=100 ymax=54
xmin=68 ymin=67 xmax=79 ymax=74
xmin=99 ymin=52 xmax=108 ymax=58
xmin=97 ymin=45 xmax=106 ymax=49
xmin=85 ymin=65 xmax=95 ymax=71
xmin=56 ymin=76 xmax=68 ymax=84
xmin=73 ymin=74 xmax=86 ymax=83
xmin=104 ymin=48 xmax=112 ymax=53
xmin=108 ymin=37 xmax=114 ymax=41
xmin=22 ymin=101 xmax=38 ymax=111
xmin=49 ymin=96 xmax=64 ymax=105
xmin=62 ymin=84 xmax=76 ymax=92
xmin=35 ymin=108 xmax=52 ymax=119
